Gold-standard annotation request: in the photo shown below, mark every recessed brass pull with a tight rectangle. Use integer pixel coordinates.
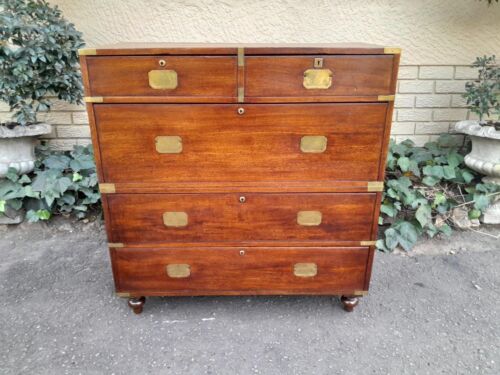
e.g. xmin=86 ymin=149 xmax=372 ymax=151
xmin=155 ymin=136 xmax=182 ymax=154
xmin=163 ymin=211 xmax=188 ymax=228
xmin=303 ymin=68 xmax=332 ymax=89
xmin=300 ymin=135 xmax=327 ymax=153
xmin=297 ymin=211 xmax=322 ymax=226
xmin=293 ymin=263 xmax=317 ymax=277
xmin=148 ymin=69 xmax=178 ymax=89
xmin=166 ymin=264 xmax=191 ymax=278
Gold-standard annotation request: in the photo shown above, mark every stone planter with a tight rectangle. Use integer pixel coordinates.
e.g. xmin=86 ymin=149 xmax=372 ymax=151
xmin=0 ymin=123 xmax=51 ymax=177
xmin=0 ymin=123 xmax=51 ymax=224
xmin=454 ymin=120 xmax=500 ymax=223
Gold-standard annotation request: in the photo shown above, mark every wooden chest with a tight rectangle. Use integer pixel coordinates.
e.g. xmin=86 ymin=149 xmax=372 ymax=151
xmin=79 ymin=43 xmax=400 ymax=314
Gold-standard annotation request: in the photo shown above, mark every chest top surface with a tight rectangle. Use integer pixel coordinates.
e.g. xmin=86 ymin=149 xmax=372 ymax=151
xmin=78 ymin=42 xmax=400 ymax=56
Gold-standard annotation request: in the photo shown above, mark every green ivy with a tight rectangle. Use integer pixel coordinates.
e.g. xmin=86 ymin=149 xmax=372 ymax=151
xmin=0 ymin=144 xmax=100 ymax=221
xmin=0 ymin=0 xmax=84 ymax=125
xmin=377 ymin=134 xmax=500 ymax=252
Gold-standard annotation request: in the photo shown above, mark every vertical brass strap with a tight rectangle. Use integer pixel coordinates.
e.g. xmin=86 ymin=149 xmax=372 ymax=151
xmin=237 ymin=47 xmax=245 ymax=103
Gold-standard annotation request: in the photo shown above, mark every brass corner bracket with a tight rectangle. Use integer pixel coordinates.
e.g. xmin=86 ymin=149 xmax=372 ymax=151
xmin=353 ymin=290 xmax=368 ymax=296
xmin=360 ymin=240 xmax=377 ymax=246
xmin=237 ymin=47 xmax=244 ymax=67
xmin=108 ymin=242 xmax=124 ymax=248
xmin=384 ymin=47 xmax=401 ymax=54
xmin=116 ymin=292 xmax=131 ymax=298
xmin=84 ymin=96 xmax=104 ymax=103
xmin=78 ymin=48 xmax=97 ymax=56
xmin=99 ymin=183 xmax=116 ymax=194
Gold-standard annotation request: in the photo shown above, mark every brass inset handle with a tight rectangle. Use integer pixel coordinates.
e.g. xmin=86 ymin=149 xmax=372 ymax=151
xmin=155 ymin=136 xmax=182 ymax=154
xmin=297 ymin=211 xmax=322 ymax=226
xmin=163 ymin=211 xmax=188 ymax=227
xmin=166 ymin=264 xmax=191 ymax=278
xmin=148 ymin=69 xmax=178 ymax=89
xmin=303 ymin=68 xmax=332 ymax=89
xmin=293 ymin=263 xmax=318 ymax=277
xmin=300 ymin=136 xmax=327 ymax=153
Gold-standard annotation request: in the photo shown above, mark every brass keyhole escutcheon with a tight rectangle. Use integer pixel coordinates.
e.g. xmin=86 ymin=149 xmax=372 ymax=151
xmin=158 ymin=59 xmax=166 ymax=67
xmin=239 ymin=249 xmax=246 ymax=256
xmin=237 ymin=107 xmax=245 ymax=115
xmin=239 ymin=196 xmax=246 ymax=203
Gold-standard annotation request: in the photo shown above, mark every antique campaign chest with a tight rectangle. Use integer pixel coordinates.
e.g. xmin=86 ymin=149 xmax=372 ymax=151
xmin=79 ymin=43 xmax=400 ymax=314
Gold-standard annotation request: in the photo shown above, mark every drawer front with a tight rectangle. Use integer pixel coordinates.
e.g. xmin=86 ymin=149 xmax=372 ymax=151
xmin=95 ymin=103 xmax=387 ymax=183
xmin=86 ymin=56 xmax=237 ymax=97
xmin=112 ymin=247 xmax=369 ymax=294
xmin=106 ymin=193 xmax=376 ymax=244
xmin=245 ymin=55 xmax=393 ymax=98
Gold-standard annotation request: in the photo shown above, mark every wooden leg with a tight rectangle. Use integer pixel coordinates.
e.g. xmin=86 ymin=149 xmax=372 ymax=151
xmin=128 ymin=296 xmax=146 ymax=314
xmin=340 ymin=295 xmax=359 ymax=312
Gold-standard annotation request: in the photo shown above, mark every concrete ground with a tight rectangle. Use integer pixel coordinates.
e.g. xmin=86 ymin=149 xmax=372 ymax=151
xmin=0 ymin=218 xmax=499 ymax=375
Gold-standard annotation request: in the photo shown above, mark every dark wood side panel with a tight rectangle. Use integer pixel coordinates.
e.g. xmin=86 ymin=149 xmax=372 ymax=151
xmin=106 ymin=193 xmax=377 ymax=244
xmin=86 ymin=56 xmax=237 ymax=97
xmin=245 ymin=55 xmax=393 ymax=98
xmin=94 ymin=103 xmax=387 ymax=183
xmin=112 ymin=247 xmax=369 ymax=294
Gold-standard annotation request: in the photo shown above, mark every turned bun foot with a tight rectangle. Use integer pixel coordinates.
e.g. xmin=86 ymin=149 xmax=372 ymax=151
xmin=128 ymin=296 xmax=146 ymax=314
xmin=340 ymin=296 xmax=359 ymax=312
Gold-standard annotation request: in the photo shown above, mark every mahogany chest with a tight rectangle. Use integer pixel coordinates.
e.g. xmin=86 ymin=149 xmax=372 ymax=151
xmin=79 ymin=43 xmax=400 ymax=314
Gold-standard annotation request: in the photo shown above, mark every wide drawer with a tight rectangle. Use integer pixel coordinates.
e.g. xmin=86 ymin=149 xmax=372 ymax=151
xmin=245 ymin=55 xmax=394 ymax=98
xmin=85 ymin=56 xmax=237 ymax=98
xmin=112 ymin=247 xmax=369 ymax=295
xmin=106 ymin=193 xmax=377 ymax=244
xmin=94 ymin=103 xmax=387 ymax=183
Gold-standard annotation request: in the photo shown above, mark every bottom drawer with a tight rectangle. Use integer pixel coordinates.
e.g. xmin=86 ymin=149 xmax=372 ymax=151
xmin=112 ymin=247 xmax=369 ymax=296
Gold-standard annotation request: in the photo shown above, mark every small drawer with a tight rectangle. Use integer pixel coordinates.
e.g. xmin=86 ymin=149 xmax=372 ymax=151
xmin=112 ymin=247 xmax=369 ymax=295
xmin=106 ymin=193 xmax=377 ymax=244
xmin=245 ymin=55 xmax=394 ymax=98
xmin=85 ymin=56 xmax=237 ymax=98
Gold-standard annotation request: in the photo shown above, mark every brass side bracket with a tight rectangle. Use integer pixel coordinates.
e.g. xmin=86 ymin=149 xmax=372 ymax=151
xmin=99 ymin=183 xmax=116 ymax=194
xmin=367 ymin=181 xmax=384 ymax=192
xmin=78 ymin=48 xmax=97 ymax=56
xmin=84 ymin=96 xmax=104 ymax=103
xmin=377 ymin=95 xmax=395 ymax=102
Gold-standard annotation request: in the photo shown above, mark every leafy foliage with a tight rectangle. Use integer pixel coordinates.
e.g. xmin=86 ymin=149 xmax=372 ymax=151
xmin=0 ymin=0 xmax=84 ymax=125
xmin=0 ymin=144 xmax=100 ymax=221
xmin=377 ymin=135 xmax=500 ymax=252
xmin=463 ymin=55 xmax=500 ymax=123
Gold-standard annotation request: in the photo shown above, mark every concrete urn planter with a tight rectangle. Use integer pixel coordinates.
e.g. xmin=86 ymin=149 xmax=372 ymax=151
xmin=0 ymin=123 xmax=51 ymax=177
xmin=454 ymin=120 xmax=500 ymax=223
xmin=0 ymin=123 xmax=51 ymax=224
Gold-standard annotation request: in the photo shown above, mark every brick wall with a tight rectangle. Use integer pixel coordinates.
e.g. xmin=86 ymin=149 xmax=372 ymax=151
xmin=392 ymin=64 xmax=479 ymax=146
xmin=0 ymin=64 xmax=478 ymax=150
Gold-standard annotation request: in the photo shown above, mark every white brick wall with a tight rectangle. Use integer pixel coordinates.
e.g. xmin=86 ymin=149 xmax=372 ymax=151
xmin=0 ymin=65 xmax=481 ymax=149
